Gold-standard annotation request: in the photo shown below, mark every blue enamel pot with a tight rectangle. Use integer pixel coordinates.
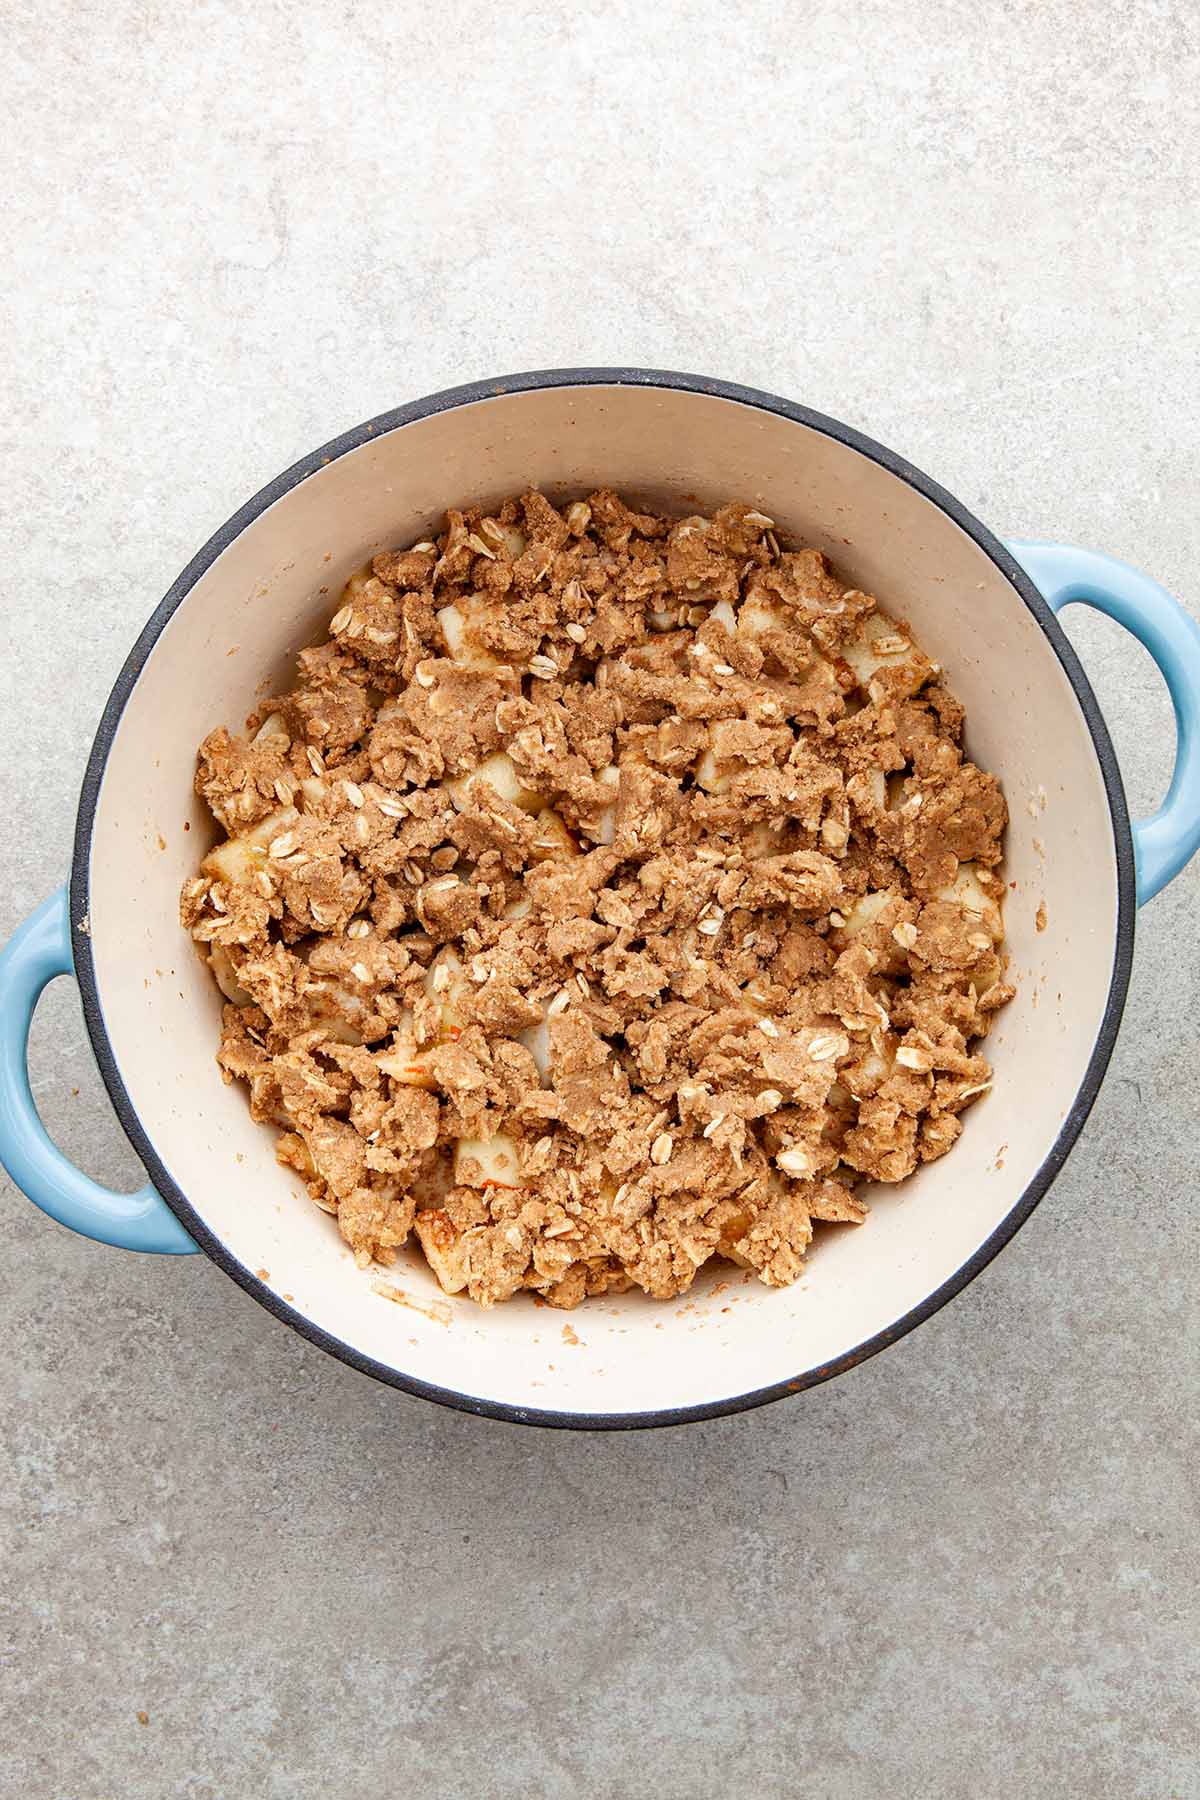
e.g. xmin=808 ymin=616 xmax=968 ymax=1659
xmin=2 ymin=371 xmax=1198 ymax=1427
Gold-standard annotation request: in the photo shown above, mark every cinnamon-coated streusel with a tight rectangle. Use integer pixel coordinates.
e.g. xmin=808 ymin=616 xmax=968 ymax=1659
xmin=182 ymin=490 xmax=1012 ymax=1308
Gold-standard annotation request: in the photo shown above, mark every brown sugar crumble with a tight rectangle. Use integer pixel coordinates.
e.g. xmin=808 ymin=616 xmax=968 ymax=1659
xmin=183 ymin=491 xmax=1013 ymax=1309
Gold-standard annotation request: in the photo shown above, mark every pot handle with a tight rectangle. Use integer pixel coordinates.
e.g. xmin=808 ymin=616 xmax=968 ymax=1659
xmin=0 ymin=886 xmax=197 ymax=1253
xmin=1007 ymin=541 xmax=1200 ymax=905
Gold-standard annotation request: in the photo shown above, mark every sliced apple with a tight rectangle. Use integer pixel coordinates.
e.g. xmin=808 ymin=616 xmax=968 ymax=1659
xmin=252 ymin=712 xmax=290 ymax=746
xmin=437 ymin=598 xmax=507 ymax=671
xmin=341 ymin=564 xmax=375 ymax=601
xmin=833 ymin=889 xmax=894 ymax=940
xmin=413 ymin=1209 xmax=470 ymax=1294
xmin=594 ymin=764 xmax=620 ymax=845
xmin=694 ymin=745 xmax=727 ymax=795
xmin=692 ymin=719 xmax=748 ymax=795
xmin=840 ymin=612 xmax=934 ymax=695
xmin=937 ymin=862 xmax=1002 ymax=941
xmin=202 ymin=803 xmax=299 ymax=887
xmin=519 ymin=1016 xmax=551 ymax=1082
xmin=425 ymin=947 xmax=467 ymax=1025
xmin=742 ymin=821 xmax=784 ymax=858
xmin=446 ymin=751 xmax=542 ymax=813
xmin=308 ymin=978 xmax=373 ymax=1046
xmin=376 ymin=1046 xmax=436 ymax=1089
xmin=738 ymin=594 xmax=787 ymax=641
xmin=376 ymin=1046 xmax=437 ymax=1086
xmin=376 ymin=950 xmax=467 ymax=1088
xmin=528 ymin=808 xmax=580 ymax=862
xmin=209 ymin=943 xmax=252 ymax=1006
xmin=376 ymin=1008 xmax=435 ymax=1087
xmin=275 ymin=1130 xmax=316 ymax=1179
xmin=310 ymin=1008 xmax=368 ymax=1047
xmin=453 ymin=1132 xmax=522 ymax=1189
xmin=842 ymin=1041 xmax=897 ymax=1099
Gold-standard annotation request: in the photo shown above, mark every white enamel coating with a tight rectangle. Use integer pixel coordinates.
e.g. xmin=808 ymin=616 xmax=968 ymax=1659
xmin=86 ymin=384 xmax=1118 ymax=1418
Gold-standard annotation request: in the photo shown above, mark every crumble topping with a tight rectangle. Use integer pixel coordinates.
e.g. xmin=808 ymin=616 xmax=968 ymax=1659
xmin=183 ymin=490 xmax=1012 ymax=1308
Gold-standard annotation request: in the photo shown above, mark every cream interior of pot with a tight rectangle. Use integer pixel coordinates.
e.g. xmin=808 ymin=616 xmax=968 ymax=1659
xmin=85 ymin=383 xmax=1120 ymax=1417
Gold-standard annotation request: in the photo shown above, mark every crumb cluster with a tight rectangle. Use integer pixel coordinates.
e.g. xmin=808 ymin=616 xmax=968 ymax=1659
xmin=183 ymin=490 xmax=1012 ymax=1308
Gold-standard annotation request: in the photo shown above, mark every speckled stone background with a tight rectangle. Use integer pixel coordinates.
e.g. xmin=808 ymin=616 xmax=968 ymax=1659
xmin=3 ymin=3 xmax=1198 ymax=1795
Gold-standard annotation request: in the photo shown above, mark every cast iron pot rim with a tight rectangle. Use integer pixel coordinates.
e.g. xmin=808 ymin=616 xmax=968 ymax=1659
xmin=69 ymin=366 xmax=1136 ymax=1431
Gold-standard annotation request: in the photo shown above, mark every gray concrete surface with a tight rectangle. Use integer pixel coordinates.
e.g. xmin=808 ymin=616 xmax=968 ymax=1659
xmin=3 ymin=3 xmax=1198 ymax=1795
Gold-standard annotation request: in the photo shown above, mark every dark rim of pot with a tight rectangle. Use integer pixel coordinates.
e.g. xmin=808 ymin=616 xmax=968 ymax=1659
xmin=69 ymin=367 xmax=1136 ymax=1431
